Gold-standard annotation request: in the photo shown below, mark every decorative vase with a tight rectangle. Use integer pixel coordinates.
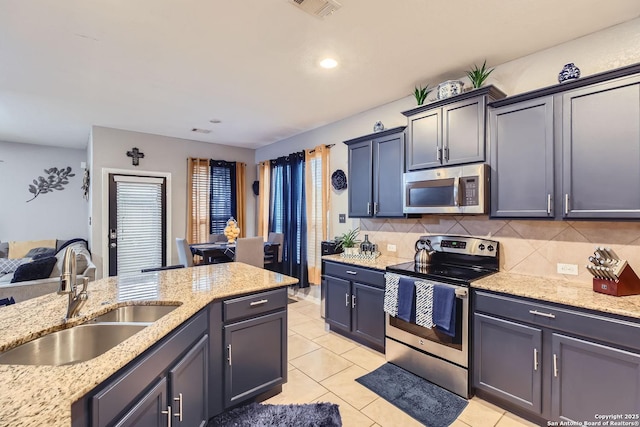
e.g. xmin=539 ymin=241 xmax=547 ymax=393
xmin=360 ymin=234 xmax=373 ymax=253
xmin=437 ymin=80 xmax=464 ymax=100
xmin=558 ymin=63 xmax=580 ymax=83
xmin=373 ymin=121 xmax=385 ymax=132
xmin=223 ymin=217 xmax=241 ymax=243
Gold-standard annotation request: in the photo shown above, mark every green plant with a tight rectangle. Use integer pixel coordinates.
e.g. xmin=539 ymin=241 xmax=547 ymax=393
xmin=335 ymin=228 xmax=360 ymax=249
xmin=466 ymin=60 xmax=494 ymax=88
xmin=413 ymin=84 xmax=432 ymax=105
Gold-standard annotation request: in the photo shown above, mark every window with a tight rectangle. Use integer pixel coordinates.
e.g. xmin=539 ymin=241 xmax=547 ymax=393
xmin=209 ymin=160 xmax=236 ymax=234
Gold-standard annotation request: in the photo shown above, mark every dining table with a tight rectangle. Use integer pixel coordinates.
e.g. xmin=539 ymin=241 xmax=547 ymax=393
xmin=190 ymin=241 xmax=280 ymax=265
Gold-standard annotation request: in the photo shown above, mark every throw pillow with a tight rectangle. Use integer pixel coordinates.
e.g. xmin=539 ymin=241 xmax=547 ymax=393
xmin=0 ymin=258 xmax=32 ymax=274
xmin=51 ymin=241 xmax=91 ymax=277
xmin=0 ymin=242 xmax=8 ymax=258
xmin=9 ymin=239 xmax=56 ymax=259
xmin=11 ymin=256 xmax=57 ymax=283
xmin=25 ymin=247 xmax=56 ymax=258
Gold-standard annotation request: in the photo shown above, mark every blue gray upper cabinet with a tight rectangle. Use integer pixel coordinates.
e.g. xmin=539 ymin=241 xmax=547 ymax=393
xmin=344 ymin=127 xmax=406 ymax=218
xmin=489 ymin=97 xmax=555 ymax=217
xmin=402 ymin=86 xmax=506 ymax=171
xmin=489 ymin=63 xmax=640 ymax=219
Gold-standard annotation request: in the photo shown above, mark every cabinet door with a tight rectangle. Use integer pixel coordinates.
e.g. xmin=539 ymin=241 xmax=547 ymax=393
xmin=114 ymin=378 xmax=168 ymax=427
xmin=473 ymin=313 xmax=542 ymax=414
xmin=442 ymin=97 xmax=485 ymax=166
xmin=551 ymin=333 xmax=640 ymax=421
xmin=324 ymin=275 xmax=351 ymax=331
xmin=224 ymin=310 xmax=287 ymax=408
xmin=406 ymin=108 xmax=442 ymax=170
xmin=169 ymin=335 xmax=209 ymax=427
xmin=562 ymin=77 xmax=640 ymax=218
xmin=490 ymin=97 xmax=554 ymax=217
xmin=352 ymin=282 xmax=385 ymax=352
xmin=373 ymin=132 xmax=405 ymax=217
xmin=348 ymin=140 xmax=373 ymax=217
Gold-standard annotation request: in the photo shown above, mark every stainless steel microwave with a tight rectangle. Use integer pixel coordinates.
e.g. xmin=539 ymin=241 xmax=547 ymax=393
xmin=403 ymin=163 xmax=489 ymax=214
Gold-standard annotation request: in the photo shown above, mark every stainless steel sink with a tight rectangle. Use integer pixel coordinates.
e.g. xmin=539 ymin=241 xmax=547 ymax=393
xmin=0 ymin=323 xmax=147 ymax=366
xmin=90 ymin=304 xmax=180 ymax=323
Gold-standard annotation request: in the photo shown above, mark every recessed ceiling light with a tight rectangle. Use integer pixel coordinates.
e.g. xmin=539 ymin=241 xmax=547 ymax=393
xmin=320 ymin=58 xmax=338 ymax=69
xmin=209 ymin=119 xmax=222 ymax=124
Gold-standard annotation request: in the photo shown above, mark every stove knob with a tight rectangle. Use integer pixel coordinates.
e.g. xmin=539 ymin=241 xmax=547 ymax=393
xmin=478 ymin=244 xmax=485 ymax=250
xmin=487 ymin=245 xmax=495 ymax=252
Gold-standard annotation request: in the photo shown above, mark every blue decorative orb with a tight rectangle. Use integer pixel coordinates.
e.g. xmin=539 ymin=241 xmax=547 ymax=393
xmin=558 ymin=63 xmax=581 ymax=83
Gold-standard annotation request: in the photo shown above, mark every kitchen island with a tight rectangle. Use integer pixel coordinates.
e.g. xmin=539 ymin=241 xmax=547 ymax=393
xmin=0 ymin=262 xmax=298 ymax=426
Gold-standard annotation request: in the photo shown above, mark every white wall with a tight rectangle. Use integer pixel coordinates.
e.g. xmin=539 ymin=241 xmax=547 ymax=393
xmin=0 ymin=141 xmax=88 ymax=242
xmin=89 ymin=126 xmax=257 ymax=278
xmin=255 ymin=18 xmax=640 ymax=240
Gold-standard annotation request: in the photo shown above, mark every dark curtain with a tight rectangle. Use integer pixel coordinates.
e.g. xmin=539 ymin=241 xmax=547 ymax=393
xmin=270 ymin=151 xmax=308 ymax=288
xmin=209 ymin=160 xmax=237 ymax=234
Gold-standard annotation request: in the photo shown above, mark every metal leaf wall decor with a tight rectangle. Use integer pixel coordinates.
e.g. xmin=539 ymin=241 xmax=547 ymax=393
xmin=26 ymin=166 xmax=75 ymax=202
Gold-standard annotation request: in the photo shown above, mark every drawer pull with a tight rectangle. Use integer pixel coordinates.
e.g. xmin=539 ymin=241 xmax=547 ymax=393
xmin=173 ymin=393 xmax=183 ymax=421
xmin=529 ymin=309 xmax=555 ymax=319
xmin=533 ymin=348 xmax=539 ymax=371
xmin=346 ymin=271 xmax=358 ymax=275
xmin=227 ymin=344 xmax=232 ymax=366
xmin=250 ymin=299 xmax=269 ymax=306
xmin=553 ymin=353 xmax=559 ymax=377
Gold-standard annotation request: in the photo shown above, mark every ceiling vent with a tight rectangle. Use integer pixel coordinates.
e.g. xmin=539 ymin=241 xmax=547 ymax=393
xmin=289 ymin=0 xmax=342 ymax=18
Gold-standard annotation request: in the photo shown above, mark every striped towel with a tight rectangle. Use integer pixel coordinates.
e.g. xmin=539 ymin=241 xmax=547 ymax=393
xmin=383 ymin=273 xmax=400 ymax=317
xmin=414 ymin=281 xmax=434 ymax=328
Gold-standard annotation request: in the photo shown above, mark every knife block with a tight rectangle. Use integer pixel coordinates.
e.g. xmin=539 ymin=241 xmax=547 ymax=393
xmin=593 ymin=263 xmax=640 ymax=296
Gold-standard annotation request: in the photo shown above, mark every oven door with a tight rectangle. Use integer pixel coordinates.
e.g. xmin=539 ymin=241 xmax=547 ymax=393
xmin=385 ymin=282 xmax=469 ymax=367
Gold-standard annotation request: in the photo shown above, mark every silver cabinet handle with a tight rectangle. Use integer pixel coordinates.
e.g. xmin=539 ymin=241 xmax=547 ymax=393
xmin=367 ymin=202 xmax=371 ymax=215
xmin=436 ymin=146 xmax=442 ymax=162
xmin=374 ymin=202 xmax=378 ymax=214
xmin=227 ymin=344 xmax=232 ymax=366
xmin=564 ymin=194 xmax=569 ymax=215
xmin=250 ymin=299 xmax=268 ymax=306
xmin=533 ymin=348 xmax=539 ymax=371
xmin=351 ymin=295 xmax=356 ymax=309
xmin=346 ymin=270 xmax=357 ymax=275
xmin=345 ymin=293 xmax=349 ymax=306
xmin=553 ymin=353 xmax=559 ymax=377
xmin=444 ymin=146 xmax=450 ymax=162
xmin=161 ymin=406 xmax=172 ymax=427
xmin=529 ymin=309 xmax=556 ymax=319
xmin=547 ymin=194 xmax=552 ymax=215
xmin=173 ymin=393 xmax=183 ymax=422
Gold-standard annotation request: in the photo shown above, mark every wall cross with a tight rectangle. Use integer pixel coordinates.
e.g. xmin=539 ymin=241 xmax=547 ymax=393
xmin=126 ymin=147 xmax=145 ymax=166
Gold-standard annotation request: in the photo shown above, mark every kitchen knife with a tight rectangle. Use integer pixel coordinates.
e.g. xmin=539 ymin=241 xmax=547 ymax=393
xmin=605 ymin=247 xmax=620 ymax=261
xmin=588 ymin=256 xmax=599 ymax=265
xmin=586 ymin=265 xmax=599 ymax=278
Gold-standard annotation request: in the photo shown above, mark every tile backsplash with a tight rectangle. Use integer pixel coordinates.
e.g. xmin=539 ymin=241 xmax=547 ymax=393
xmin=358 ymin=216 xmax=640 ymax=289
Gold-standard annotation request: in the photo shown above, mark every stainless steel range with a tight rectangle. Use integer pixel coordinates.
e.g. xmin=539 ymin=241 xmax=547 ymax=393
xmin=385 ymin=235 xmax=499 ymax=398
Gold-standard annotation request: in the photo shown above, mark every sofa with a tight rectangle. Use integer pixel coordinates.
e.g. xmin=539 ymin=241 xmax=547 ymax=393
xmin=0 ymin=239 xmax=95 ymax=303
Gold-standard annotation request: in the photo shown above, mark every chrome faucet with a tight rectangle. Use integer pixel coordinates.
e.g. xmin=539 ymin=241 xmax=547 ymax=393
xmin=58 ymin=247 xmax=88 ymax=319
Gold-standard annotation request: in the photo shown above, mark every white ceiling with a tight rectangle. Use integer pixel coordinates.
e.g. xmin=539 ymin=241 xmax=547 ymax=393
xmin=1 ymin=0 xmax=639 ymax=150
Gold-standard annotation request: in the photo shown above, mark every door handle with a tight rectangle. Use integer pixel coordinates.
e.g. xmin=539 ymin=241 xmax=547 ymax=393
xmin=436 ymin=146 xmax=442 ymax=163
xmin=367 ymin=202 xmax=371 ymax=215
xmin=533 ymin=348 xmax=539 ymax=371
xmin=173 ymin=393 xmax=183 ymax=422
xmin=564 ymin=194 xmax=569 ymax=215
xmin=351 ymin=294 xmax=356 ymax=309
xmin=553 ymin=353 xmax=559 ymax=377
xmin=547 ymin=194 xmax=552 ymax=215
xmin=374 ymin=202 xmax=378 ymax=215
xmin=110 ymin=243 xmax=117 ymax=248
xmin=227 ymin=344 xmax=232 ymax=366
xmin=161 ymin=406 xmax=172 ymax=427
xmin=345 ymin=293 xmax=349 ymax=306
xmin=444 ymin=146 xmax=450 ymax=162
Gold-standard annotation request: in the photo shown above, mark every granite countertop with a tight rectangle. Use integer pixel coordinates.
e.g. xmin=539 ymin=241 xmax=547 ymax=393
xmin=473 ymin=272 xmax=640 ymax=320
xmin=322 ymin=253 xmax=411 ymax=270
xmin=0 ymin=263 xmax=298 ymax=427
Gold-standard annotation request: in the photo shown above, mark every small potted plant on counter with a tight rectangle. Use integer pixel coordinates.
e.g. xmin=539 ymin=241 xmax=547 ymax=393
xmin=466 ymin=60 xmax=494 ymax=89
xmin=335 ymin=228 xmax=361 ymax=256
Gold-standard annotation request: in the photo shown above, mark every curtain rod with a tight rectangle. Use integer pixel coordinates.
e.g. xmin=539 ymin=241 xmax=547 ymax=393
xmin=308 ymin=144 xmax=335 ymax=154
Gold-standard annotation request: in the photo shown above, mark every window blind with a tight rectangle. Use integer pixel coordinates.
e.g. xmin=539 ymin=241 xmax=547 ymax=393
xmin=209 ymin=161 xmax=237 ymax=234
xmin=116 ymin=179 xmax=164 ymax=275
xmin=188 ymin=159 xmax=210 ymax=244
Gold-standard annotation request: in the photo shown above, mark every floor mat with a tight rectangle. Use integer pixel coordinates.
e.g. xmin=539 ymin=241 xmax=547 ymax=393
xmin=356 ymin=363 xmax=468 ymax=427
xmin=208 ymin=402 xmax=341 ymax=427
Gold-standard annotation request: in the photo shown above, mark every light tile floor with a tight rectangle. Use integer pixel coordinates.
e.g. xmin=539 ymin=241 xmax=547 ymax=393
xmin=265 ymin=298 xmax=539 ymax=427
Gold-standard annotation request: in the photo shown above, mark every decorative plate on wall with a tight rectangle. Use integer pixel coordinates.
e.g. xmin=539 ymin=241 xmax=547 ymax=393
xmin=331 ymin=169 xmax=347 ymax=191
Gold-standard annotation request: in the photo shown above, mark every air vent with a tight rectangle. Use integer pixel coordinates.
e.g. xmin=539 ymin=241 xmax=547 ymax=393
xmin=289 ymin=0 xmax=342 ymax=18
xmin=191 ymin=128 xmax=211 ymax=134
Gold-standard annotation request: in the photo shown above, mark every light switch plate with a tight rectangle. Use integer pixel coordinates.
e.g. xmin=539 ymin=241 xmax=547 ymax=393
xmin=557 ymin=263 xmax=578 ymax=275
xmin=338 ymin=214 xmax=346 ymax=223
xmin=387 ymin=244 xmax=397 ymax=252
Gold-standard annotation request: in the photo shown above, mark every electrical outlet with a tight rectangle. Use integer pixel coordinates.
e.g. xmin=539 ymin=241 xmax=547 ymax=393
xmin=557 ymin=263 xmax=578 ymax=275
xmin=387 ymin=244 xmax=397 ymax=252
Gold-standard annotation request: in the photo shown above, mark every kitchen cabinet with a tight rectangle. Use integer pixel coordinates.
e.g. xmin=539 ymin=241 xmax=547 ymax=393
xmin=344 ymin=126 xmax=406 ymax=218
xmin=489 ymin=97 xmax=554 ymax=217
xmin=87 ymin=310 xmax=209 ymax=427
xmin=402 ymin=86 xmax=506 ymax=171
xmin=322 ymin=260 xmax=385 ymax=352
xmin=222 ymin=288 xmax=287 ymax=408
xmin=488 ymin=64 xmax=640 ymax=219
xmin=473 ymin=290 xmax=640 ymax=423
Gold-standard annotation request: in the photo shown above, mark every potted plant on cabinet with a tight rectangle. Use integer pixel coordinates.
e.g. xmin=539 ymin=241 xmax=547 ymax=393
xmin=413 ymin=84 xmax=432 ymax=106
xmin=466 ymin=60 xmax=494 ymax=88
xmin=335 ymin=228 xmax=361 ymax=256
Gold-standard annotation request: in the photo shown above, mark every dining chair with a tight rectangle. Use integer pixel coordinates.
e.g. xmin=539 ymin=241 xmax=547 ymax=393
xmin=265 ymin=232 xmax=284 ymax=272
xmin=176 ymin=238 xmax=195 ymax=267
xmin=234 ymin=237 xmax=264 ymax=268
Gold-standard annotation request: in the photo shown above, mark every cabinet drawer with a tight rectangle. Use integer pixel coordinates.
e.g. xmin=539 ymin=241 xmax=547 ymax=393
xmin=474 ymin=290 xmax=640 ymax=352
xmin=323 ymin=261 xmax=385 ymax=287
xmin=224 ymin=288 xmax=287 ymax=322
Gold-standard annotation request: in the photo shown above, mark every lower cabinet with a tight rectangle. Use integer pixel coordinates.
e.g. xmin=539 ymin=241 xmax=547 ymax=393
xmin=222 ymin=288 xmax=288 ymax=409
xmin=473 ymin=290 xmax=640 ymax=423
xmin=323 ymin=261 xmax=385 ymax=352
